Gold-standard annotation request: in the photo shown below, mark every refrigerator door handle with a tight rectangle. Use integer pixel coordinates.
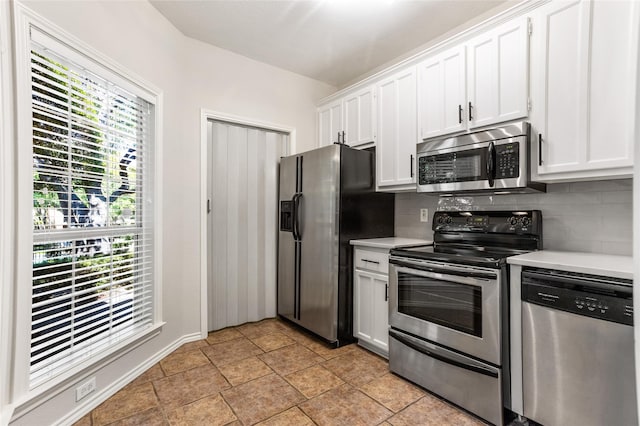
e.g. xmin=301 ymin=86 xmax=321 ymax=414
xmin=293 ymin=193 xmax=303 ymax=241
xmin=292 ymin=194 xmax=299 ymax=240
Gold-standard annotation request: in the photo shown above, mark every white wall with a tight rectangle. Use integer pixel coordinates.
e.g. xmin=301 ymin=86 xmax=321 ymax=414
xmin=3 ymin=1 xmax=334 ymax=424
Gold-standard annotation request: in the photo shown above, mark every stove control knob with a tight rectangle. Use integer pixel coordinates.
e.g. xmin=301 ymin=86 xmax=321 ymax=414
xmin=437 ymin=215 xmax=446 ymax=224
xmin=509 ymin=216 xmax=519 ymax=226
xmin=522 ymin=217 xmax=531 ymax=227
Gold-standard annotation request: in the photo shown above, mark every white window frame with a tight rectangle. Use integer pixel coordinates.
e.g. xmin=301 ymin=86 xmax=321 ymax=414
xmin=11 ymin=3 xmax=163 ymax=406
xmin=1 ymin=1 xmax=16 ymax=423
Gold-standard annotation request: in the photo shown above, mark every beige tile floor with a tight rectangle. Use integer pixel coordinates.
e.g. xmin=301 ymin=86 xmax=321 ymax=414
xmin=74 ymin=318 xmax=486 ymax=425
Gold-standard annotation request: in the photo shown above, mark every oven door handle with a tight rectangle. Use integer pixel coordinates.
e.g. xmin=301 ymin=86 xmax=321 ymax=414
xmin=389 ymin=329 xmax=499 ymax=378
xmin=390 ymin=260 xmax=497 ymax=280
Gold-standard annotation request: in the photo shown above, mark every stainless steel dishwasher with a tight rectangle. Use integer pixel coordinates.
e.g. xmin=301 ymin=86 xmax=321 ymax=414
xmin=521 ymin=267 xmax=636 ymax=426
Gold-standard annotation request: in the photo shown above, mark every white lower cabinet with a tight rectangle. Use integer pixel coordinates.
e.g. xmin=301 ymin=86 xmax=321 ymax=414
xmin=353 ymin=248 xmax=389 ymax=357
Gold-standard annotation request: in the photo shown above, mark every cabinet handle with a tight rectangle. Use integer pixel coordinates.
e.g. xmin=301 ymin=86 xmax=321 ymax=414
xmin=468 ymin=102 xmax=473 ymax=121
xmin=538 ymin=133 xmax=543 ymax=166
xmin=342 ymin=130 xmax=346 ymax=144
xmin=385 ymin=284 xmax=389 ymax=302
xmin=410 ymin=154 xmax=414 ymax=178
xmin=207 ymin=199 xmax=211 ymax=214
xmin=363 ymin=259 xmax=380 ymax=265
xmin=458 ymin=104 xmax=463 ymax=124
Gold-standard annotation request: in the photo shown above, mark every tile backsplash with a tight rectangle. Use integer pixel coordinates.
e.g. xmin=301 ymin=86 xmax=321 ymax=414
xmin=395 ymin=179 xmax=633 ymax=256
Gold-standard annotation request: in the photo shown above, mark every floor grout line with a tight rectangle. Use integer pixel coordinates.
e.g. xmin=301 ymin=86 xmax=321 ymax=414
xmin=78 ymin=318 xmax=487 ymax=426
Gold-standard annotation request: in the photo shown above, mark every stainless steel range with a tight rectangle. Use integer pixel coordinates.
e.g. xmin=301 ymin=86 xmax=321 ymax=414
xmin=388 ymin=210 xmax=542 ymax=426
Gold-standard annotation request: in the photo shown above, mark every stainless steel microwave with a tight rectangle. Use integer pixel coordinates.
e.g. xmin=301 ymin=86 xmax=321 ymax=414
xmin=416 ymin=121 xmax=545 ymax=194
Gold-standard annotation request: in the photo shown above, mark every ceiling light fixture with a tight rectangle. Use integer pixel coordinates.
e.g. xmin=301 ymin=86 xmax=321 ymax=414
xmin=324 ymin=0 xmax=396 ymax=8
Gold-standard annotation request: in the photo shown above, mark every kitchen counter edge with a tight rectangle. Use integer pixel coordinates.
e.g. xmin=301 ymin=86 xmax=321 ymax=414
xmin=507 ymin=250 xmax=633 ymax=280
xmin=350 ymin=237 xmax=433 ymax=250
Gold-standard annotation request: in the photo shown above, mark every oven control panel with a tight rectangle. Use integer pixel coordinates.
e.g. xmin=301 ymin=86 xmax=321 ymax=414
xmin=433 ymin=210 xmax=542 ymax=235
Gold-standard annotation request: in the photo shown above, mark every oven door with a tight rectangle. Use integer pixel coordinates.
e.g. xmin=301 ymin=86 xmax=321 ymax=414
xmin=389 ymin=257 xmax=501 ymax=365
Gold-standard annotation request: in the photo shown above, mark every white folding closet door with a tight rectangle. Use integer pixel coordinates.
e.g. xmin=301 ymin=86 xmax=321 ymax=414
xmin=207 ymin=120 xmax=287 ymax=331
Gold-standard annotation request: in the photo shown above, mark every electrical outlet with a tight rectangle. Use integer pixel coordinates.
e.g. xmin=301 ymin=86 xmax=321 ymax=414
xmin=420 ymin=208 xmax=429 ymax=222
xmin=76 ymin=377 xmax=96 ymax=402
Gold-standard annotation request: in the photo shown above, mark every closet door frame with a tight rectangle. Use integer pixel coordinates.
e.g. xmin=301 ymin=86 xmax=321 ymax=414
xmin=199 ymin=109 xmax=295 ymax=337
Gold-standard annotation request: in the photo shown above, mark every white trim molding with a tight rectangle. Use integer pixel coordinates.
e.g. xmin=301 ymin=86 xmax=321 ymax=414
xmin=53 ymin=332 xmax=202 ymax=426
xmin=0 ymin=0 xmax=16 ymax=424
xmin=10 ymin=323 xmax=165 ymax=423
xmin=199 ymin=108 xmax=294 ymax=338
xmin=633 ymin=5 xmax=640 ymax=419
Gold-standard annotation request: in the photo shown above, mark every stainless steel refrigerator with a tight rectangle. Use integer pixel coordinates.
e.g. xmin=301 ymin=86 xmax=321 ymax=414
xmin=278 ymin=144 xmax=394 ymax=346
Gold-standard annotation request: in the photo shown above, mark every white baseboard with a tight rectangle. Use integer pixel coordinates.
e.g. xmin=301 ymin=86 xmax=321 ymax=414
xmin=55 ymin=332 xmax=202 ymax=426
xmin=1 ymin=405 xmax=14 ymax=426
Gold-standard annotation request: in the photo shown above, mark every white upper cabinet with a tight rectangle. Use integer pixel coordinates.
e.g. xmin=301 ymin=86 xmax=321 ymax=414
xmin=317 ymin=99 xmax=343 ymax=147
xmin=418 ymin=16 xmax=530 ymax=140
xmin=344 ymin=86 xmax=376 ymax=147
xmin=418 ymin=45 xmax=466 ymax=139
xmin=467 ymin=16 xmax=529 ymax=129
xmin=531 ymin=0 xmax=638 ymax=181
xmin=376 ymin=67 xmax=417 ymax=191
xmin=317 ymin=86 xmax=376 ymax=148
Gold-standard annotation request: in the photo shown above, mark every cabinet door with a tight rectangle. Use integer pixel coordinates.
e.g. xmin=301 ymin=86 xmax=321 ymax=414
xmin=354 ymin=269 xmax=389 ymax=355
xmin=377 ymin=67 xmax=417 ymax=190
xmin=586 ymin=0 xmax=636 ymax=171
xmin=467 ymin=16 xmax=529 ymax=129
xmin=317 ymin=100 xmax=343 ymax=147
xmin=418 ymin=45 xmax=466 ymax=140
xmin=344 ymin=86 xmax=376 ymax=147
xmin=532 ymin=0 xmax=637 ymax=179
xmin=532 ymin=0 xmax=587 ymax=174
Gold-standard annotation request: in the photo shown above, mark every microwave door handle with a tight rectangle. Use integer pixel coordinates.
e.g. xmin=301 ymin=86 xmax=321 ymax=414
xmin=486 ymin=141 xmax=495 ymax=187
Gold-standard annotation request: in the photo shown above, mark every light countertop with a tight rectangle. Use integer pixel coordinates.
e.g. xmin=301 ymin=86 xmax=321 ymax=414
xmin=350 ymin=237 xmax=433 ymax=250
xmin=507 ymin=250 xmax=633 ymax=280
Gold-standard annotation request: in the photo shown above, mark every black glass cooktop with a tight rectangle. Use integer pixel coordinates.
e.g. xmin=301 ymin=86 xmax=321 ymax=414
xmin=390 ymin=210 xmax=543 ymax=268
xmin=390 ymin=244 xmax=532 ymax=268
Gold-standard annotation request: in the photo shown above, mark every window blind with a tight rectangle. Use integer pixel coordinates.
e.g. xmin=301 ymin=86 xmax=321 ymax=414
xmin=29 ymin=37 xmax=154 ymax=386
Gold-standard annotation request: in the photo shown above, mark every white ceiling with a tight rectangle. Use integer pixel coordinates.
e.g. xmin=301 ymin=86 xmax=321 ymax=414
xmin=150 ymin=0 xmax=509 ymax=88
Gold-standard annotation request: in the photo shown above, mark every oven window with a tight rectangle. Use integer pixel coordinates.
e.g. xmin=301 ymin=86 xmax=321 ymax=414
xmin=397 ymin=272 xmax=482 ymax=337
xmin=419 ymin=147 xmax=488 ymax=185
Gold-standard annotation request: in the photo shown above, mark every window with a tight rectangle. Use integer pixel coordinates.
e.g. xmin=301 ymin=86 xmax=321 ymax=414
xmin=27 ymin=28 xmax=157 ymax=386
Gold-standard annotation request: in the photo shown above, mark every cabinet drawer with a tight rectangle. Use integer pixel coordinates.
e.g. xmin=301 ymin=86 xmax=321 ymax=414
xmin=354 ymin=248 xmax=389 ymax=274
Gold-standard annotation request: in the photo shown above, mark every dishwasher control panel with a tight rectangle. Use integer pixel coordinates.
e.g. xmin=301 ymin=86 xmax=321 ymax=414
xmin=521 ymin=267 xmax=633 ymax=326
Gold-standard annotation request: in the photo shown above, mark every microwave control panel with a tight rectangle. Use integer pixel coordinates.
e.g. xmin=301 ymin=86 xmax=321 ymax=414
xmin=495 ymin=143 xmax=520 ymax=179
